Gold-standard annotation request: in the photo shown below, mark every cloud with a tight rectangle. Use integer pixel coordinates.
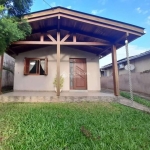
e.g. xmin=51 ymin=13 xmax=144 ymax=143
xmin=98 ymin=0 xmax=107 ymax=5
xmin=136 ymin=7 xmax=149 ymax=14
xmin=100 ymin=45 xmax=149 ymax=67
xmin=136 ymin=7 xmax=142 ymax=13
xmin=50 ymin=2 xmax=56 ymax=7
xmin=91 ymin=9 xmax=105 ymax=15
xmin=146 ymin=16 xmax=150 ymax=25
xmin=66 ymin=6 xmax=72 ymax=9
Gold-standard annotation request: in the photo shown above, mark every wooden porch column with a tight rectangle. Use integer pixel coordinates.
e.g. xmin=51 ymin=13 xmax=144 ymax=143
xmin=57 ymin=32 xmax=60 ymax=96
xmin=0 ymin=55 xmax=4 ymax=94
xmin=112 ymin=45 xmax=119 ymax=96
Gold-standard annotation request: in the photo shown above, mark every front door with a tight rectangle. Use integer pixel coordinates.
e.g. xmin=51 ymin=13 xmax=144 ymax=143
xmin=70 ymin=58 xmax=87 ymax=90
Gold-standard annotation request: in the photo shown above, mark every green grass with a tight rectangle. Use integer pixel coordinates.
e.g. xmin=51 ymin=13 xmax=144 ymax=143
xmin=0 ymin=102 xmax=150 ymax=150
xmin=120 ymin=91 xmax=150 ymax=108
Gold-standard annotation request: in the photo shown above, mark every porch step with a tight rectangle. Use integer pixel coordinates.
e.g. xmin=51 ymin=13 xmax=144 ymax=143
xmin=0 ymin=96 xmax=119 ymax=103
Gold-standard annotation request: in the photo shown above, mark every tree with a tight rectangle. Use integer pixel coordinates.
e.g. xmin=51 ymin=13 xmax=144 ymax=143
xmin=0 ymin=0 xmax=33 ymax=54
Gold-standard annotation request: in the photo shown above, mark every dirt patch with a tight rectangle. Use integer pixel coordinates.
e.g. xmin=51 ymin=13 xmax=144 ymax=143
xmin=80 ymin=126 xmax=100 ymax=140
xmin=0 ymin=137 xmax=3 ymax=142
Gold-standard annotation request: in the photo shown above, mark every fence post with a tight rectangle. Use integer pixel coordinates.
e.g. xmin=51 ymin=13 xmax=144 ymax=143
xmin=125 ymin=39 xmax=134 ymax=103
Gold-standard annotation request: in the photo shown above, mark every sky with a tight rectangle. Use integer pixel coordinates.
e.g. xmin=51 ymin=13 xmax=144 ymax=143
xmin=31 ymin=0 xmax=150 ymax=67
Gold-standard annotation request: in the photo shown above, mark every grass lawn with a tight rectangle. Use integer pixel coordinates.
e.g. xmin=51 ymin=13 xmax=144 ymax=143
xmin=0 ymin=102 xmax=150 ymax=150
xmin=120 ymin=91 xmax=150 ymax=108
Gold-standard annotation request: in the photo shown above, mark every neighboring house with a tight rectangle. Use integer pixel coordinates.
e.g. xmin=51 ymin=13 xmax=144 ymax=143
xmin=2 ymin=53 xmax=15 ymax=88
xmin=0 ymin=6 xmax=144 ymax=96
xmin=101 ymin=50 xmax=150 ymax=76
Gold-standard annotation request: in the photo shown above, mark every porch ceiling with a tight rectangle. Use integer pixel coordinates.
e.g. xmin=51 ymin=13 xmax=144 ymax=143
xmin=7 ymin=7 xmax=145 ymax=57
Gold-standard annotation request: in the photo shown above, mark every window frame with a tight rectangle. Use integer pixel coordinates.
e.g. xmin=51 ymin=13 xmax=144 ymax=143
xmin=24 ymin=57 xmax=48 ymax=76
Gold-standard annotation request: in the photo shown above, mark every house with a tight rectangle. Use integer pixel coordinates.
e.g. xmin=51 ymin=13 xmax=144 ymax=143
xmin=2 ymin=53 xmax=15 ymax=90
xmin=0 ymin=6 xmax=144 ymax=96
xmin=101 ymin=50 xmax=150 ymax=76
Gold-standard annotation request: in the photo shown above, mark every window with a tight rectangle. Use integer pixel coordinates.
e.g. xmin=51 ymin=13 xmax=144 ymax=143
xmin=24 ymin=58 xmax=48 ymax=75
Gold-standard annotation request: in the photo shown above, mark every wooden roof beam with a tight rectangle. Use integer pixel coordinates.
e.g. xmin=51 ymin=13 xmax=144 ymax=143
xmin=61 ymin=39 xmax=105 ymax=50
xmin=61 ymin=33 xmax=70 ymax=42
xmin=27 ymin=14 xmax=58 ymax=22
xmin=60 ymin=26 xmax=114 ymax=43
xmin=13 ymin=41 xmax=109 ymax=46
xmin=99 ymin=47 xmax=111 ymax=56
xmin=32 ymin=26 xmax=113 ymax=44
xmin=73 ymin=35 xmax=76 ymax=42
xmin=13 ymin=31 xmax=110 ymax=46
xmin=40 ymin=34 xmax=44 ymax=41
xmin=114 ymin=33 xmax=128 ymax=44
xmin=47 ymin=34 xmax=56 ymax=42
xmin=6 ymin=49 xmax=17 ymax=55
xmin=99 ymin=33 xmax=129 ymax=57
xmin=12 ymin=45 xmax=51 ymax=53
xmin=25 ymin=8 xmax=144 ymax=34
xmin=61 ymin=38 xmax=105 ymax=50
xmin=58 ymin=15 xmax=60 ymax=31
xmin=32 ymin=25 xmax=57 ymax=34
xmin=11 ymin=44 xmax=102 ymax=55
xmin=60 ymin=42 xmax=110 ymax=46
xmin=30 ymin=27 xmax=130 ymax=45
xmin=88 ymin=46 xmax=104 ymax=51
xmin=60 ymin=14 xmax=143 ymax=36
xmin=13 ymin=41 xmax=57 ymax=45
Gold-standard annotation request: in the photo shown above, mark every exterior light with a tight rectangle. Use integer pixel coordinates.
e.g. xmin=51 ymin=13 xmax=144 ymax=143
xmin=125 ymin=40 xmax=128 ymax=44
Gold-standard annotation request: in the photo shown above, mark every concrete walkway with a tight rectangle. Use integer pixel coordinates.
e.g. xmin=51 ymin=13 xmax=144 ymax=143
xmin=118 ymin=97 xmax=150 ymax=113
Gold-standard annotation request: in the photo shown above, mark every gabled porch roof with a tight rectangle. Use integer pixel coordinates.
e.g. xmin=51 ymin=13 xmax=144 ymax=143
xmin=7 ymin=6 xmax=144 ymax=57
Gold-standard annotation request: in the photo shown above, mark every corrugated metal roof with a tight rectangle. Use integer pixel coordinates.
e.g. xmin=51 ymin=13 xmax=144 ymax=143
xmin=101 ymin=50 xmax=150 ymax=69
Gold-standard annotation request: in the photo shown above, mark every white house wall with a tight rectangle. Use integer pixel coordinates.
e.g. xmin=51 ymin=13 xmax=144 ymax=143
xmin=14 ymin=46 xmax=100 ymax=91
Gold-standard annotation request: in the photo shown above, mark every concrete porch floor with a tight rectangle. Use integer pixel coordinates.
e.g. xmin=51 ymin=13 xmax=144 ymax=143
xmin=1 ymin=91 xmax=150 ymax=113
xmin=0 ymin=91 xmax=117 ymax=103
xmin=2 ymin=91 xmax=114 ymax=97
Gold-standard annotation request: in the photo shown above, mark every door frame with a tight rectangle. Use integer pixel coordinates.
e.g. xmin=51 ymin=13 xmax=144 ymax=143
xmin=69 ymin=58 xmax=87 ymax=90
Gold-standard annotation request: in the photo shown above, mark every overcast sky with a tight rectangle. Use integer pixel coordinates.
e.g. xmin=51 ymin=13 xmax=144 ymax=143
xmin=31 ymin=0 xmax=150 ymax=67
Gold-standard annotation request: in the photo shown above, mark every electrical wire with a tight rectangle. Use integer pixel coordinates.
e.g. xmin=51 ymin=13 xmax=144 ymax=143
xmin=42 ymin=0 xmax=52 ymax=8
